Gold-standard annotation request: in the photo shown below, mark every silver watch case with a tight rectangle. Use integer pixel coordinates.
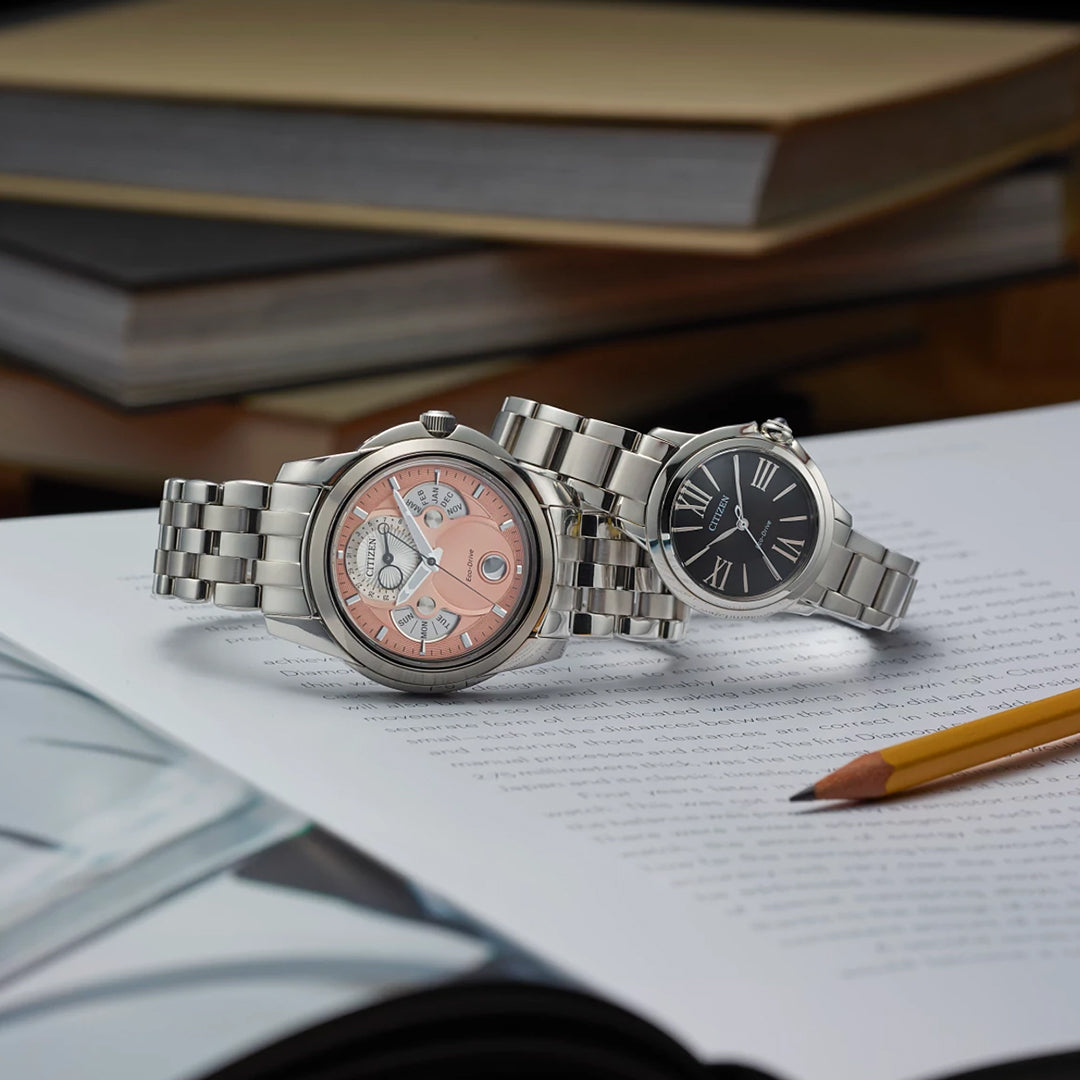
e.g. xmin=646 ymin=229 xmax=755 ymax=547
xmin=643 ymin=421 xmax=841 ymax=619
xmin=282 ymin=421 xmax=565 ymax=693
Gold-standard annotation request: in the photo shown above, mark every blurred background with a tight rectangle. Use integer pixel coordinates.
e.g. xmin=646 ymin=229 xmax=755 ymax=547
xmin=0 ymin=0 xmax=1076 ymax=519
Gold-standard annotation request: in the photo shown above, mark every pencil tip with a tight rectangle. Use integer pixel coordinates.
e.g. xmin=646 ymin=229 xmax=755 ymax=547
xmin=790 ymin=786 xmax=817 ymax=802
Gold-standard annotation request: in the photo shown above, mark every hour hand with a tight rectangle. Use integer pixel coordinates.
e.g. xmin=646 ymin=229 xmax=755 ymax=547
xmin=396 ymin=550 xmax=442 ymax=605
xmin=392 ymin=487 xmax=435 ymax=559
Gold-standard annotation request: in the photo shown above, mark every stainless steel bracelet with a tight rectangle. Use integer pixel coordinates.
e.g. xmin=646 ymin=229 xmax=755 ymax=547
xmin=491 ymin=397 xmax=917 ymax=632
xmin=152 ymin=477 xmax=315 ymax=617
xmin=152 ymin=477 xmax=688 ymax=641
xmin=800 ymin=526 xmax=918 ymax=632
xmin=541 ymin=508 xmax=688 ymax=641
xmin=491 ymin=398 xmax=671 ymax=529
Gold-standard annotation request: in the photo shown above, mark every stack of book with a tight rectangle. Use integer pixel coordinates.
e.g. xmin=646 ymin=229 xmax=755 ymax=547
xmin=0 ymin=0 xmax=1076 ymax=493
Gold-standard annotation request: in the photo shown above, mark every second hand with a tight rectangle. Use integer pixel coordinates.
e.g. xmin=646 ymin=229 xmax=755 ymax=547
xmin=391 ymin=530 xmax=494 ymax=605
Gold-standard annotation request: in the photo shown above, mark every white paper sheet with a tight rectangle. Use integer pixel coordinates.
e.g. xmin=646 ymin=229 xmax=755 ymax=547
xmin=2 ymin=403 xmax=1080 ymax=1080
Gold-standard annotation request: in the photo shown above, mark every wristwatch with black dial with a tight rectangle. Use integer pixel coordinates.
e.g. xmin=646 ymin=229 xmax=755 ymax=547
xmin=152 ymin=410 xmax=688 ymax=693
xmin=491 ymin=399 xmax=918 ymax=631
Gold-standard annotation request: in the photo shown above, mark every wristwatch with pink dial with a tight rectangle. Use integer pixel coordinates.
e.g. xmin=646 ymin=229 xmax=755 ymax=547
xmin=152 ymin=410 xmax=688 ymax=692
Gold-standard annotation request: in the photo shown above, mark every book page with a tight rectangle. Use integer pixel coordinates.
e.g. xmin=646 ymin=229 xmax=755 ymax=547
xmin=1 ymin=403 xmax=1079 ymax=1080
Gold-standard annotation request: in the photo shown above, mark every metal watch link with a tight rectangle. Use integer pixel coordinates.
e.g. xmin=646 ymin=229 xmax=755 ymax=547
xmin=491 ymin=399 xmax=918 ymax=632
xmin=152 ymin=410 xmax=688 ymax=693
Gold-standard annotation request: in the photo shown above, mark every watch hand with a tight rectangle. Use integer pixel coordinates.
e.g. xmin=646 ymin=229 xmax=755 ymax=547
xmin=741 ymin=521 xmax=781 ymax=581
xmin=395 ymin=548 xmax=443 ymax=605
xmin=378 ymin=521 xmax=394 ymax=565
xmin=691 ymin=523 xmax=740 ymax=561
xmin=733 ymin=454 xmax=745 ymax=515
xmin=711 ymin=524 xmax=739 ymax=545
xmin=392 ymin=488 xmax=435 ymax=560
xmin=433 ymin=561 xmax=499 ymax=605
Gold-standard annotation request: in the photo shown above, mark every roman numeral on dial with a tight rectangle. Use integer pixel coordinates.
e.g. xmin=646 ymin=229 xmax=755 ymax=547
xmin=705 ymin=556 xmax=733 ymax=590
xmin=673 ymin=478 xmax=712 ymax=519
xmin=750 ymin=457 xmax=780 ymax=492
xmin=771 ymin=536 xmax=805 ymax=563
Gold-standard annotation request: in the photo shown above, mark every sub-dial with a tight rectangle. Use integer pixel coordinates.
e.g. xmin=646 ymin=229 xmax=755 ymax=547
xmin=391 ymin=600 xmax=460 ymax=645
xmin=344 ymin=516 xmax=420 ymax=603
xmin=402 ymin=479 xmax=468 ymax=529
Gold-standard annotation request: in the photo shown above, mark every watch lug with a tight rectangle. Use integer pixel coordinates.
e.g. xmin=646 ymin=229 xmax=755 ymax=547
xmin=620 ymin=519 xmax=647 ymax=545
xmin=276 ymin=450 xmax=364 ymax=487
xmin=526 ymin=470 xmax=575 ymax=510
xmin=265 ymin=614 xmax=351 ymax=663
xmin=832 ymin=498 xmax=853 ymax=529
xmin=648 ymin=428 xmax=694 ymax=447
xmin=651 ymin=421 xmax=759 ymax=448
xmin=498 ymin=634 xmax=568 ymax=672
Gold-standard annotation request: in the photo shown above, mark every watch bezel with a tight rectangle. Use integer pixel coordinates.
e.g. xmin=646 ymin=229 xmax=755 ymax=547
xmin=304 ymin=425 xmax=555 ymax=692
xmin=645 ymin=427 xmax=836 ymax=618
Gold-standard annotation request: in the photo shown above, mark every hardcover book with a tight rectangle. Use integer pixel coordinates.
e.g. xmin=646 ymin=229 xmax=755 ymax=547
xmin=0 ymin=162 xmax=1070 ymax=405
xmin=0 ymin=0 xmax=1075 ymax=252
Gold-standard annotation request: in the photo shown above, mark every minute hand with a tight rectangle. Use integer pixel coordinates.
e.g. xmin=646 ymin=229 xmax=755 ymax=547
xmin=743 ymin=517 xmax=781 ymax=581
xmin=392 ymin=488 xmax=436 ymax=560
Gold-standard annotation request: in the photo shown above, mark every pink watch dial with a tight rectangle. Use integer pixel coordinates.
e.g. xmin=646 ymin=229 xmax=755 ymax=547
xmin=329 ymin=457 xmax=534 ymax=663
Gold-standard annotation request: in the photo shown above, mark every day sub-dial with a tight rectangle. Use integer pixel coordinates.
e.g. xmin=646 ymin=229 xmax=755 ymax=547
xmin=344 ymin=516 xmax=421 ymax=603
xmin=390 ymin=602 xmax=461 ymax=645
xmin=402 ymin=479 xmax=468 ymax=528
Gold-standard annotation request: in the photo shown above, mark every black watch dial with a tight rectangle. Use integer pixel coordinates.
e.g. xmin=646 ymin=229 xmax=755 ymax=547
xmin=666 ymin=448 xmax=817 ymax=600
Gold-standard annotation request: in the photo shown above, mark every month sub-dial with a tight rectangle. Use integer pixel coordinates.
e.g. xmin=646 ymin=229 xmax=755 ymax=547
xmin=344 ymin=516 xmax=421 ymax=603
xmin=402 ymin=480 xmax=468 ymax=528
xmin=390 ymin=601 xmax=460 ymax=644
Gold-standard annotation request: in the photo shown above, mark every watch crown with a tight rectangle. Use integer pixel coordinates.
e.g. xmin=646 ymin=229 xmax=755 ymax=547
xmin=419 ymin=410 xmax=457 ymax=437
xmin=761 ymin=417 xmax=794 ymax=446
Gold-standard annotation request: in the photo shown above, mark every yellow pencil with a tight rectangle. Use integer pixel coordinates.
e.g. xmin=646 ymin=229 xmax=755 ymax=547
xmin=791 ymin=685 xmax=1080 ymax=801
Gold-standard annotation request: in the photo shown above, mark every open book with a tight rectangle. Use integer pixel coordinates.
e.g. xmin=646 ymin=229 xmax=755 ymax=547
xmin=1 ymin=403 xmax=1080 ymax=1080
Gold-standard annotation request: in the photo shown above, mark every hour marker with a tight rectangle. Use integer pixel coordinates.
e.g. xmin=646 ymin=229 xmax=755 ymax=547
xmin=702 ymin=464 xmax=721 ymax=491
xmin=772 ymin=536 xmax=805 ymax=563
xmin=779 ymin=515 xmax=807 ymax=522
xmin=674 ymin=478 xmax=712 ymax=519
xmin=750 ymin=457 xmax=780 ymax=492
xmin=516 ymin=564 xmax=523 ymax=575
xmin=375 ymin=625 xmax=388 ymax=641
xmin=492 ymin=604 xmax=508 ymax=618
xmin=473 ymin=483 xmax=486 ymax=498
xmin=742 ymin=564 xmax=749 ymax=593
xmin=460 ymin=632 xmax=473 ymax=649
xmin=670 ymin=525 xmax=699 ymax=533
xmin=337 ymin=549 xmax=344 ymax=559
xmin=499 ymin=519 xmax=513 ymax=531
xmin=705 ymin=556 xmax=733 ymax=590
xmin=434 ymin=469 xmax=441 ymax=483
xmin=389 ymin=475 xmax=401 ymax=490
xmin=346 ymin=594 xmax=363 ymax=606
xmin=419 ymin=640 xmax=427 ymax=655
xmin=772 ymin=483 xmax=796 ymax=502
xmin=352 ymin=506 xmax=368 ymax=519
